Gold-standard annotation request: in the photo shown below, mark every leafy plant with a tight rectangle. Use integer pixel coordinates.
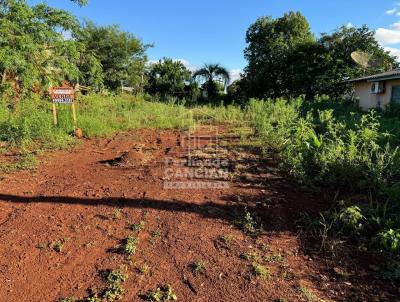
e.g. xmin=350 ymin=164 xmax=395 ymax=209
xmin=59 ymin=298 xmax=76 ymax=302
xmin=103 ymin=268 xmax=128 ymax=301
xmin=189 ymin=260 xmax=206 ymax=274
xmin=123 ymin=235 xmax=138 ymax=256
xmin=132 ymin=220 xmax=145 ymax=232
xmin=142 ymin=284 xmax=177 ymax=301
xmin=378 ymin=229 xmax=400 ymax=254
xmin=337 ymin=206 xmax=364 ymax=233
xmin=50 ymin=239 xmax=66 ymax=253
xmin=235 ymin=209 xmax=261 ymax=237
xmin=138 ymin=263 xmax=151 ymax=276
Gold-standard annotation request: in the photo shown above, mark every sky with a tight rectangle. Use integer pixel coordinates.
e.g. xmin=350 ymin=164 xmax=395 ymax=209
xmin=29 ymin=0 xmax=400 ymax=82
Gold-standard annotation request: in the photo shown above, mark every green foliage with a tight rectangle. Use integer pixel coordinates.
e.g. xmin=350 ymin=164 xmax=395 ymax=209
xmin=123 ymin=235 xmax=138 ymax=256
xmin=142 ymin=284 xmax=177 ymax=301
xmin=146 ymin=58 xmax=193 ymax=99
xmin=77 ymin=22 xmax=148 ymax=91
xmin=132 ymin=220 xmax=145 ymax=232
xmin=235 ymin=208 xmax=261 ymax=237
xmin=0 ymin=0 xmax=150 ymax=97
xmin=251 ymin=262 xmax=270 ymax=280
xmin=0 ymin=94 xmax=195 ymax=169
xmin=379 ymin=229 xmax=400 ymax=255
xmin=189 ymin=260 xmax=206 ymax=274
xmin=243 ymin=12 xmax=397 ymax=100
xmin=50 ymin=239 xmax=65 ymax=253
xmin=0 ymin=0 xmax=82 ymax=101
xmin=192 ymin=63 xmax=230 ymax=100
xmin=244 ymin=11 xmax=314 ymax=99
xmin=59 ymin=298 xmax=76 ymax=302
xmin=103 ymin=268 xmax=128 ymax=301
xmin=246 ymin=97 xmax=400 ymax=279
xmin=337 ymin=206 xmax=364 ymax=233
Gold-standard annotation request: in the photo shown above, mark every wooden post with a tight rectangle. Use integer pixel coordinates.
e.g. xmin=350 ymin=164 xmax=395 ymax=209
xmin=71 ymin=102 xmax=77 ymax=131
xmin=52 ymin=103 xmax=58 ymax=126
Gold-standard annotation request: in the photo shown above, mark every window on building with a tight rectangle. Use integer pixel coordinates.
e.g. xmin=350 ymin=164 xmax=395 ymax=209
xmin=391 ymin=86 xmax=400 ymax=104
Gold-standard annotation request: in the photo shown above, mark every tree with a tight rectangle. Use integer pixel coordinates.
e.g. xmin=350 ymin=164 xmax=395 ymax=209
xmin=77 ymin=22 xmax=148 ymax=91
xmin=146 ymin=58 xmax=192 ymax=98
xmin=0 ymin=0 xmax=82 ymax=102
xmin=192 ymin=64 xmax=230 ymax=100
xmin=243 ymin=11 xmax=315 ymax=99
xmin=227 ymin=78 xmax=247 ymax=104
xmin=243 ymin=12 xmax=398 ymax=100
xmin=315 ymin=25 xmax=398 ymax=99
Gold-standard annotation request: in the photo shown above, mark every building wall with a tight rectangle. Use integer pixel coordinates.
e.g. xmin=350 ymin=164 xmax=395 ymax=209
xmin=355 ymin=79 xmax=400 ymax=111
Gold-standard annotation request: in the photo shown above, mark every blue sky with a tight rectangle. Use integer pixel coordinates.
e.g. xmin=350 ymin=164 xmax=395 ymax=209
xmin=29 ymin=0 xmax=400 ymax=81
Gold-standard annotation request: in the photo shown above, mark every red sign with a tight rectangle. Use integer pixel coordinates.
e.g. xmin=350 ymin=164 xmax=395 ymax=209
xmin=51 ymin=87 xmax=75 ymax=104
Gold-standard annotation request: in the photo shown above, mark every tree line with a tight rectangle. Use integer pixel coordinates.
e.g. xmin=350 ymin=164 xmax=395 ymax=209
xmin=0 ymin=1 xmax=398 ymax=106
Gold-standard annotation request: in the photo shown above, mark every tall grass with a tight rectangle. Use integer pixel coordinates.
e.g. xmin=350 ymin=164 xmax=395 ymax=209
xmin=0 ymin=94 xmax=195 ymax=150
xmin=2 ymin=93 xmax=400 ymax=277
xmin=0 ymin=94 xmax=195 ymax=171
xmin=245 ymin=97 xmax=400 ymax=278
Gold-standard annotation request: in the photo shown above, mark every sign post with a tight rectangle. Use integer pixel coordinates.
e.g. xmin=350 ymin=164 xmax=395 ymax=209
xmin=50 ymin=86 xmax=77 ymax=130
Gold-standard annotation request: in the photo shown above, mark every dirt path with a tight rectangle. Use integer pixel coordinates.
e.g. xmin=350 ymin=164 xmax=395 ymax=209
xmin=0 ymin=128 xmax=396 ymax=302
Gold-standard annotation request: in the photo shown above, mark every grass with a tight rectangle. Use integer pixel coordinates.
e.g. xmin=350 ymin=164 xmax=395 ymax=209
xmin=244 ymin=97 xmax=400 ymax=279
xmin=0 ymin=153 xmax=38 ymax=172
xmin=299 ymin=284 xmax=323 ymax=302
xmin=0 ymin=94 xmax=196 ymax=170
xmin=149 ymin=229 xmax=162 ymax=245
xmin=251 ymin=262 xmax=270 ymax=280
xmin=113 ymin=208 xmax=123 ymax=220
xmin=3 ymin=92 xmax=400 ymax=280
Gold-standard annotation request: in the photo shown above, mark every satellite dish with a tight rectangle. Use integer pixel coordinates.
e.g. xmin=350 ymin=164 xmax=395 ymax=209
xmin=351 ymin=51 xmax=372 ymax=69
xmin=351 ymin=51 xmax=385 ymax=71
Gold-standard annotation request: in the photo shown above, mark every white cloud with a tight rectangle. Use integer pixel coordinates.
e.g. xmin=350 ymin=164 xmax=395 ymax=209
xmin=147 ymin=58 xmax=242 ymax=84
xmin=147 ymin=58 xmax=198 ymax=71
xmin=384 ymin=46 xmax=400 ymax=60
xmin=387 ymin=8 xmax=398 ymax=15
xmin=375 ymin=27 xmax=400 ymax=45
xmin=391 ymin=22 xmax=400 ymax=30
xmin=175 ymin=59 xmax=197 ymax=71
xmin=229 ymin=69 xmax=242 ymax=83
xmin=345 ymin=22 xmax=354 ymax=28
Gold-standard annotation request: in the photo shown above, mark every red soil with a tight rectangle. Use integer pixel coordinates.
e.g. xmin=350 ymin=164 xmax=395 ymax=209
xmin=0 ymin=128 xmax=397 ymax=302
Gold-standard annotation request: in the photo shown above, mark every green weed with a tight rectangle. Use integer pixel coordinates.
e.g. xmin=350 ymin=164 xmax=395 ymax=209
xmin=132 ymin=221 xmax=145 ymax=232
xmin=189 ymin=260 xmax=206 ymax=274
xmin=235 ymin=209 xmax=261 ymax=237
xmin=103 ymin=268 xmax=128 ymax=301
xmin=123 ymin=236 xmax=138 ymax=256
xmin=142 ymin=284 xmax=177 ymax=301
xmin=251 ymin=262 xmax=270 ymax=280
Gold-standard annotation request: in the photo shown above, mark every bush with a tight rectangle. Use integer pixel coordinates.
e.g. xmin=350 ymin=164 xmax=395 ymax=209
xmin=245 ymin=97 xmax=400 ymax=278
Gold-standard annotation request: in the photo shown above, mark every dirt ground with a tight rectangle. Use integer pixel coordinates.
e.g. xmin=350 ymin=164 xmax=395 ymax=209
xmin=0 ymin=127 xmax=397 ymax=302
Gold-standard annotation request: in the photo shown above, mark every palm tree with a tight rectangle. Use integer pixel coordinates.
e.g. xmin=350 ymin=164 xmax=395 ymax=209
xmin=192 ymin=64 xmax=230 ymax=99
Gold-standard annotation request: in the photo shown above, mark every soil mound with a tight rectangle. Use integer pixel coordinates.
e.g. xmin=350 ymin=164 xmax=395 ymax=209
xmin=103 ymin=144 xmax=153 ymax=167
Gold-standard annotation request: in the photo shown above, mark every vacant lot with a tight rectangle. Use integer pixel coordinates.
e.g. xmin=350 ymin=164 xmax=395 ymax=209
xmin=0 ymin=125 xmax=397 ymax=302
